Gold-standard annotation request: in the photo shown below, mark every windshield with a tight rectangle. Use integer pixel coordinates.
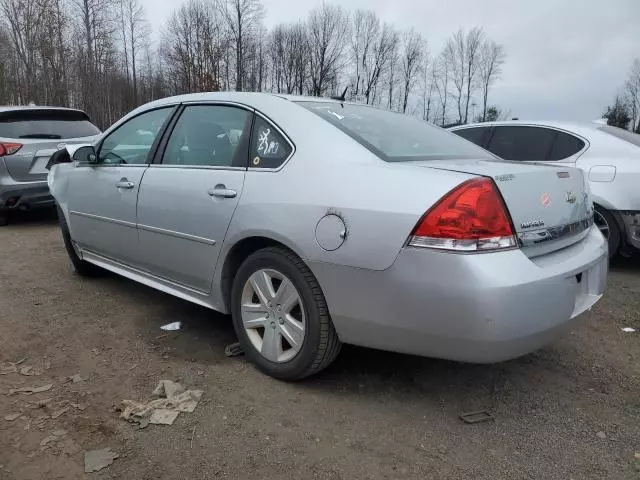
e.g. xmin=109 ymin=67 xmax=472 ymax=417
xmin=298 ymin=102 xmax=492 ymax=162
xmin=598 ymin=125 xmax=640 ymax=147
xmin=0 ymin=109 xmax=100 ymax=139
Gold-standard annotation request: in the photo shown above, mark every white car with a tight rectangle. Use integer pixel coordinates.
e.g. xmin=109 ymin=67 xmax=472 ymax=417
xmin=450 ymin=121 xmax=640 ymax=258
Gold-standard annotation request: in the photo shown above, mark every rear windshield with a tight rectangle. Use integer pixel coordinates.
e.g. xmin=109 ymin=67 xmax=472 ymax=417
xmin=0 ymin=109 xmax=100 ymax=139
xmin=598 ymin=125 xmax=640 ymax=147
xmin=298 ymin=102 xmax=490 ymax=162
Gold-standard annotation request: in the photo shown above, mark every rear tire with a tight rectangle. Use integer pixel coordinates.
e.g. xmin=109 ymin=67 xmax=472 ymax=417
xmin=594 ymin=205 xmax=620 ymax=259
xmin=57 ymin=206 xmax=102 ymax=277
xmin=230 ymin=246 xmax=341 ymax=380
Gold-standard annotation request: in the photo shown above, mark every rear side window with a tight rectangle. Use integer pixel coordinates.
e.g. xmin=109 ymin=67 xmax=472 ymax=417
xmin=452 ymin=127 xmax=491 ymax=147
xmin=249 ymin=116 xmax=293 ymax=169
xmin=0 ymin=109 xmax=100 ymax=139
xmin=487 ymin=126 xmax=556 ymax=161
xmin=548 ymin=131 xmax=585 ymax=160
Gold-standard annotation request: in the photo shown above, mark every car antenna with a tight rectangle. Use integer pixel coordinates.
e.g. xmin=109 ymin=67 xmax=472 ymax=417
xmin=330 ymin=86 xmax=349 ymax=103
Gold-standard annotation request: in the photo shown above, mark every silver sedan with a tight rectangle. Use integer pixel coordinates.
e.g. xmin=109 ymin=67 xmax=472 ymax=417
xmin=48 ymin=93 xmax=608 ymax=380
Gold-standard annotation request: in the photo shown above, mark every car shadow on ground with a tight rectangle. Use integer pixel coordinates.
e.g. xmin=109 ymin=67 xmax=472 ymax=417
xmin=2 ymin=207 xmax=59 ymax=227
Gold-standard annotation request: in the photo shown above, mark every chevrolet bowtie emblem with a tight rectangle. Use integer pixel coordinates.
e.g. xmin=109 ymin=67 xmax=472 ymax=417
xmin=565 ymin=191 xmax=577 ymax=204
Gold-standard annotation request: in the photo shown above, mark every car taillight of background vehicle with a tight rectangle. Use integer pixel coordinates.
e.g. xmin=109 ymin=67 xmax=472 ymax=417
xmin=409 ymin=177 xmax=518 ymax=252
xmin=0 ymin=143 xmax=22 ymax=157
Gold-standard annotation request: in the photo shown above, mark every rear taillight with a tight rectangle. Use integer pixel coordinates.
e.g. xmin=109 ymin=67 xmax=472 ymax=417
xmin=0 ymin=142 xmax=22 ymax=157
xmin=409 ymin=177 xmax=518 ymax=252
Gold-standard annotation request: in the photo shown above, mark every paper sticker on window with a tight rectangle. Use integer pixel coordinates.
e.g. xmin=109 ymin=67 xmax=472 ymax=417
xmin=257 ymin=127 xmax=281 ymax=157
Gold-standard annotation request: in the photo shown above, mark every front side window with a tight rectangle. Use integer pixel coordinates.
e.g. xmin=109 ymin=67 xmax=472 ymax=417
xmin=487 ymin=126 xmax=556 ymax=161
xmin=163 ymin=105 xmax=252 ymax=167
xmin=249 ymin=116 xmax=293 ymax=168
xmin=99 ymin=107 xmax=173 ymax=165
xmin=298 ymin=102 xmax=489 ymax=162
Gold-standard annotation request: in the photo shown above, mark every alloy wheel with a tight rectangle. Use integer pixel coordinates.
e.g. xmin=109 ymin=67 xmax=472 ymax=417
xmin=240 ymin=268 xmax=306 ymax=363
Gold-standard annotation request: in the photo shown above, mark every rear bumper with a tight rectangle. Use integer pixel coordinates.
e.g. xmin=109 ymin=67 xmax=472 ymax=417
xmin=0 ymin=174 xmax=53 ymax=212
xmin=310 ymin=225 xmax=608 ymax=363
xmin=617 ymin=210 xmax=640 ymax=250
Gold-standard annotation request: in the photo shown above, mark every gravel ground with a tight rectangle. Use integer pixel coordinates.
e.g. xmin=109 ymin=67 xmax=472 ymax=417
xmin=0 ymin=212 xmax=639 ymax=480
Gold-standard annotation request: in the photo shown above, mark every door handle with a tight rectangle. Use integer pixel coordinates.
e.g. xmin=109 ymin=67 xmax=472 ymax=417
xmin=116 ymin=180 xmax=135 ymax=189
xmin=208 ymin=186 xmax=237 ymax=198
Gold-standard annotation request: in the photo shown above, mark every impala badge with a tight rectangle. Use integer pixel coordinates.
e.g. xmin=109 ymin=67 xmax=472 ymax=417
xmin=521 ymin=220 xmax=545 ymax=229
xmin=565 ymin=191 xmax=577 ymax=204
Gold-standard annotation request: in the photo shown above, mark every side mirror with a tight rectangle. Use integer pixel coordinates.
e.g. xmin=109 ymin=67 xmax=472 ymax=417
xmin=70 ymin=145 xmax=98 ymax=164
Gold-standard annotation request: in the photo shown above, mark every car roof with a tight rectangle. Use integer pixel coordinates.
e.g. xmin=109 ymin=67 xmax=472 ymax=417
xmin=0 ymin=105 xmax=89 ymax=114
xmin=133 ymin=91 xmax=354 ymax=112
xmin=449 ymin=120 xmax=607 ymax=137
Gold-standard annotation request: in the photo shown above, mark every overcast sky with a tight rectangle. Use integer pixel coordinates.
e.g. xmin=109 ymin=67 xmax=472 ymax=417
xmin=140 ymin=0 xmax=640 ymax=121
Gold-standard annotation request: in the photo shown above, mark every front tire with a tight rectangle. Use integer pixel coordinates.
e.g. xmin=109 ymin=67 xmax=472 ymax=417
xmin=231 ymin=247 xmax=341 ymax=380
xmin=0 ymin=213 xmax=7 ymax=226
xmin=57 ymin=206 xmax=102 ymax=277
xmin=594 ymin=205 xmax=620 ymax=259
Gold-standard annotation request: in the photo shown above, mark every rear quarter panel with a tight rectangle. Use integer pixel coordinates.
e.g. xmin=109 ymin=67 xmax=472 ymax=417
xmin=576 ymin=132 xmax=640 ymax=211
xmin=219 ymin=101 xmax=475 ymax=272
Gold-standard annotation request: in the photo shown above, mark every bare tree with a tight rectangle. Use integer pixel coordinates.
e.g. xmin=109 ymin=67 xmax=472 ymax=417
xmin=350 ymin=10 xmax=396 ymax=104
xmin=219 ymin=0 xmax=264 ymax=91
xmin=119 ymin=0 xmax=149 ymax=104
xmin=626 ymin=58 xmax=640 ymax=132
xmin=478 ymin=40 xmax=505 ymax=122
xmin=421 ymin=59 xmax=436 ymax=122
xmin=443 ymin=27 xmax=485 ymax=124
xmin=400 ymin=29 xmax=425 ymax=113
xmin=462 ymin=27 xmax=484 ymax=123
xmin=307 ymin=3 xmax=349 ymax=97
xmin=385 ymin=32 xmax=400 ymax=110
xmin=433 ymin=52 xmax=451 ymax=126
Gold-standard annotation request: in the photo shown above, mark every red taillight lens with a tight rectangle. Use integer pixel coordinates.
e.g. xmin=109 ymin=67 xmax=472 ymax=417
xmin=409 ymin=177 xmax=518 ymax=252
xmin=0 ymin=142 xmax=23 ymax=157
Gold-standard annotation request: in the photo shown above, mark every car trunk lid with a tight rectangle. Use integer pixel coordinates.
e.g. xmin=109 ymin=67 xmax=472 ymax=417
xmin=418 ymin=158 xmax=593 ymax=257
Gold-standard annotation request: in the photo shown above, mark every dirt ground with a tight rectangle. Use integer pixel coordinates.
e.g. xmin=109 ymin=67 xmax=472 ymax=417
xmin=1 ymin=211 xmax=639 ymax=480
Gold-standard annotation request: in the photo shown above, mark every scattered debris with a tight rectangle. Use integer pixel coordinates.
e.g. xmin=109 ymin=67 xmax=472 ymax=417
xmin=128 ymin=364 xmax=137 ymax=371
xmin=84 ymin=447 xmax=119 ymax=473
xmin=120 ymin=380 xmax=203 ymax=428
xmin=156 ymin=334 xmax=170 ymax=340
xmin=4 ymin=413 xmax=21 ymax=422
xmin=225 ymin=342 xmax=244 ymax=358
xmin=621 ymin=327 xmax=636 ymax=333
xmin=40 ymin=429 xmax=67 ymax=447
xmin=149 ymin=409 xmax=180 ymax=425
xmin=459 ymin=410 xmax=494 ymax=425
xmin=190 ymin=426 xmax=196 ymax=448
xmin=160 ymin=322 xmax=182 ymax=331
xmin=9 ymin=384 xmax=53 ymax=395
xmin=91 ymin=348 xmax=100 ymax=355
xmin=20 ymin=366 xmax=33 ymax=375
xmin=596 ymin=431 xmax=607 ymax=439
xmin=69 ymin=403 xmax=87 ymax=411
xmin=69 ymin=374 xmax=84 ymax=383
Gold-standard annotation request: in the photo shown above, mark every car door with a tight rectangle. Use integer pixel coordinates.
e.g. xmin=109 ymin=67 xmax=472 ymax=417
xmin=66 ymin=107 xmax=175 ymax=266
xmin=135 ymin=104 xmax=253 ymax=293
